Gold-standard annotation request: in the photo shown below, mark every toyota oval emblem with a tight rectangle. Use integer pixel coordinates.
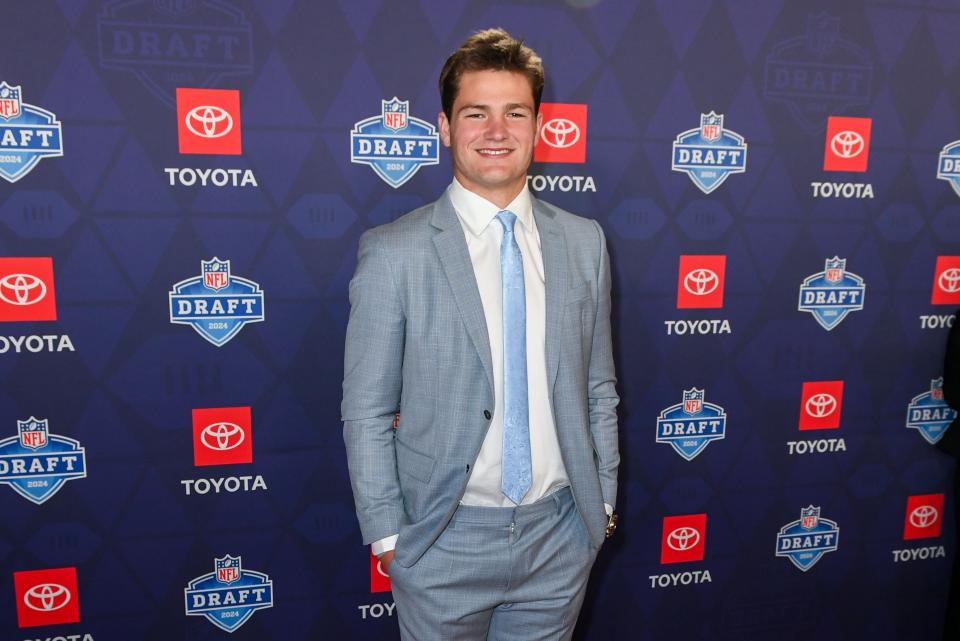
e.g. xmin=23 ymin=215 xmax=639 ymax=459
xmin=23 ymin=583 xmax=71 ymax=612
xmin=540 ymin=118 xmax=580 ymax=149
xmin=0 ymin=273 xmax=47 ymax=306
xmin=938 ymin=268 xmax=960 ymax=293
xmin=683 ymin=268 xmax=719 ymax=296
xmin=200 ymin=422 xmax=245 ymax=451
xmin=805 ymin=393 xmax=837 ymax=418
xmin=909 ymin=504 xmax=939 ymax=529
xmin=830 ymin=130 xmax=864 ymax=159
xmin=667 ymin=526 xmax=700 ymax=551
xmin=185 ymin=105 xmax=234 ymax=139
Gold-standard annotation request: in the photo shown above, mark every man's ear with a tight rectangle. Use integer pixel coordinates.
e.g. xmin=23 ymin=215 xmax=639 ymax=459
xmin=438 ymin=111 xmax=451 ymax=148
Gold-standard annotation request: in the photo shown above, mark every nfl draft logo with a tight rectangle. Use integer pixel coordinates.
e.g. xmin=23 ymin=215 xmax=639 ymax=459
xmin=656 ymin=388 xmax=727 ymax=461
xmin=762 ymin=13 xmax=873 ymax=134
xmin=937 ymin=139 xmax=960 ymax=198
xmin=775 ymin=506 xmax=840 ymax=571
xmin=350 ymin=98 xmax=439 ymax=188
xmin=0 ymin=82 xmax=63 ymax=183
xmin=671 ymin=112 xmax=747 ymax=194
xmin=0 ymin=418 xmax=86 ymax=505
xmin=184 ymin=555 xmax=273 ymax=632
xmin=906 ymin=378 xmax=957 ymax=445
xmin=798 ymin=257 xmax=865 ymax=330
xmin=97 ymin=0 xmax=254 ymax=108
xmin=169 ymin=258 xmax=265 ymax=347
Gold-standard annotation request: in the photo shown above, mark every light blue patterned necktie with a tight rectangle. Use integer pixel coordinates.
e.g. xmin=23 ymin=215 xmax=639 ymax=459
xmin=496 ymin=210 xmax=531 ymax=505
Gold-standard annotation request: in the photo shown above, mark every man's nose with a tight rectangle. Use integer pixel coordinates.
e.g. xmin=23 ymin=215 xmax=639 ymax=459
xmin=485 ymin=115 xmax=508 ymax=139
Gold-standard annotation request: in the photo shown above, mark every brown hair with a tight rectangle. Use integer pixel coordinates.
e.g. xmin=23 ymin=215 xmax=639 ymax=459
xmin=439 ymin=28 xmax=544 ymax=119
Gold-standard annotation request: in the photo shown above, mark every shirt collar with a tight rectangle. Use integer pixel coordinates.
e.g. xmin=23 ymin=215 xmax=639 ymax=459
xmin=448 ymin=178 xmax=534 ymax=238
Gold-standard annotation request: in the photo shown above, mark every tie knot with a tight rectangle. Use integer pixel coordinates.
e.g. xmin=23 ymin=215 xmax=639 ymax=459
xmin=496 ymin=210 xmax=518 ymax=234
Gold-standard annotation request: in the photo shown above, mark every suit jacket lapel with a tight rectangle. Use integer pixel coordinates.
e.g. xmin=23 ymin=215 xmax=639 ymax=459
xmin=431 ymin=194 xmax=495 ymax=393
xmin=534 ymin=199 xmax=566 ymax=393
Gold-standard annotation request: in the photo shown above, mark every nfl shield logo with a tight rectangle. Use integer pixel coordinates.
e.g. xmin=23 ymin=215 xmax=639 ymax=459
xmin=825 ymin=257 xmax=845 ymax=283
xmin=202 ymin=258 xmax=231 ymax=291
xmin=154 ymin=0 xmax=198 ymax=16
xmin=0 ymin=83 xmax=21 ymax=121
xmin=801 ymin=505 xmax=820 ymax=530
xmin=805 ymin=12 xmax=840 ymax=56
xmin=683 ymin=389 xmax=704 ymax=414
xmin=18 ymin=417 xmax=48 ymax=450
xmin=700 ymin=112 xmax=723 ymax=142
xmin=932 ymin=378 xmax=944 ymax=401
xmin=216 ymin=555 xmax=241 ymax=584
xmin=382 ymin=98 xmax=408 ymax=132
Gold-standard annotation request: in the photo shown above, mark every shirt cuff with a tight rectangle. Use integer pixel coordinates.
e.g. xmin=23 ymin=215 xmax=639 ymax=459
xmin=604 ymin=503 xmax=614 ymax=516
xmin=371 ymin=534 xmax=398 ymax=556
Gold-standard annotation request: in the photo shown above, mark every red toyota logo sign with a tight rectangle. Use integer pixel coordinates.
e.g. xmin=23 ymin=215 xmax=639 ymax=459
xmin=14 ymin=567 xmax=80 ymax=628
xmin=903 ymin=493 xmax=944 ymax=540
xmin=823 ymin=116 xmax=871 ymax=172
xmin=0 ymin=257 xmax=57 ymax=322
xmin=799 ymin=381 xmax=844 ymax=430
xmin=176 ymin=87 xmax=242 ymax=155
xmin=192 ymin=406 xmax=253 ymax=466
xmin=534 ymin=103 xmax=587 ymax=164
xmin=677 ymin=255 xmax=726 ymax=309
xmin=370 ymin=550 xmax=392 ymax=593
xmin=931 ymin=256 xmax=960 ymax=305
xmin=660 ymin=513 xmax=707 ymax=564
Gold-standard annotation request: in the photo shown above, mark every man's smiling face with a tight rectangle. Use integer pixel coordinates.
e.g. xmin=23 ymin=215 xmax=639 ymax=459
xmin=439 ymin=69 xmax=541 ymax=208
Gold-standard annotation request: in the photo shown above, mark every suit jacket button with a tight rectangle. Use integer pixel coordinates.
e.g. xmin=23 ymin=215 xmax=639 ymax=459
xmin=483 ymin=410 xmax=492 ymax=420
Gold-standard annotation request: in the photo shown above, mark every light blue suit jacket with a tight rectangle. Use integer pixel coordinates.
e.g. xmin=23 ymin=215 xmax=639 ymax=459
xmin=342 ymin=191 xmax=619 ymax=568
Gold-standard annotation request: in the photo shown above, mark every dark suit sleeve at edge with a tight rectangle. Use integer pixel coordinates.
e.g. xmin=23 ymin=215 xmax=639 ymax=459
xmin=938 ymin=310 xmax=960 ymax=458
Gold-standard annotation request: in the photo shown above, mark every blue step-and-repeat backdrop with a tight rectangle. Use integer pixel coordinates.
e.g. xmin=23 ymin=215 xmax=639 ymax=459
xmin=1 ymin=0 xmax=959 ymax=639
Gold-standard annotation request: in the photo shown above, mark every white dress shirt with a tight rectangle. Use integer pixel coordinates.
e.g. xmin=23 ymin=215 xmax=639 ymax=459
xmin=450 ymin=178 xmax=570 ymax=508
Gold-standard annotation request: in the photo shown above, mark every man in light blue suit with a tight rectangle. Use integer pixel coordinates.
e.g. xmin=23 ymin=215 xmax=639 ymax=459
xmin=342 ymin=28 xmax=619 ymax=640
